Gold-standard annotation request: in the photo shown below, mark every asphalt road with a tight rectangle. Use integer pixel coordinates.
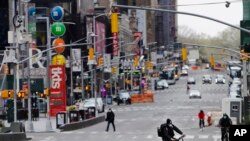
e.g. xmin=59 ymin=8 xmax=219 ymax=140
xmin=27 ymin=68 xmax=229 ymax=141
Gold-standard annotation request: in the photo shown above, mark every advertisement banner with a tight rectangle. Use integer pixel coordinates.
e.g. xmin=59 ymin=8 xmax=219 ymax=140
xmin=72 ymin=49 xmax=81 ymax=72
xmin=112 ymin=32 xmax=119 ymax=56
xmin=95 ymin=21 xmax=106 ymax=54
xmin=49 ymin=65 xmax=66 ymax=116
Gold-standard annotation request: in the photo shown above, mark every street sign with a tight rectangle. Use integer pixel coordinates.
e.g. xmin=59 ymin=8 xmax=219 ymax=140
xmin=52 ymin=38 xmax=65 ymax=54
xmin=51 ymin=22 xmax=66 ymax=36
xmin=50 ymin=6 xmax=64 ymax=21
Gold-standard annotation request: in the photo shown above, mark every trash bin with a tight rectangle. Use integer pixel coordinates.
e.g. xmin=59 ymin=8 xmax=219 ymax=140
xmin=69 ymin=110 xmax=79 ymax=123
xmin=56 ymin=111 xmax=67 ymax=128
xmin=107 ymin=95 xmax=113 ymax=105
xmin=88 ymin=107 xmax=96 ymax=118
xmin=79 ymin=110 xmax=85 ymax=120
xmin=32 ymin=108 xmax=39 ymax=121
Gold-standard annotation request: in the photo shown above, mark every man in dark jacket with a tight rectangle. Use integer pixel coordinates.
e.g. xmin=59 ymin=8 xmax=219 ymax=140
xmin=106 ymin=108 xmax=116 ymax=132
xmin=219 ymin=113 xmax=232 ymax=141
xmin=160 ymin=119 xmax=184 ymax=141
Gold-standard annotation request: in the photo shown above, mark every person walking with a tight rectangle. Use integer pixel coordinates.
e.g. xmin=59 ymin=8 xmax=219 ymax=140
xmin=105 ymin=108 xmax=116 ymax=132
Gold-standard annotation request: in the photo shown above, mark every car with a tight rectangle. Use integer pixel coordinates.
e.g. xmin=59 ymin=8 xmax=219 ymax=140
xmin=229 ymin=91 xmax=241 ymax=98
xmin=189 ymin=90 xmax=201 ymax=99
xmin=187 ymin=77 xmax=196 ymax=84
xmin=202 ymin=75 xmax=212 ymax=84
xmin=182 ymin=65 xmax=189 ymax=70
xmin=229 ymin=84 xmax=241 ymax=95
xmin=232 ymin=78 xmax=241 ymax=86
xmin=156 ymin=79 xmax=169 ymax=90
xmin=79 ymin=98 xmax=105 ymax=113
xmin=181 ymin=69 xmax=188 ymax=76
xmin=114 ymin=91 xmax=131 ymax=105
xmin=215 ymin=74 xmax=226 ymax=84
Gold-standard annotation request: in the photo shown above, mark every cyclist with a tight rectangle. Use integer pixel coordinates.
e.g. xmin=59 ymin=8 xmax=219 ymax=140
xmin=198 ymin=110 xmax=205 ymax=131
xmin=219 ymin=113 xmax=232 ymax=141
xmin=160 ymin=119 xmax=185 ymax=141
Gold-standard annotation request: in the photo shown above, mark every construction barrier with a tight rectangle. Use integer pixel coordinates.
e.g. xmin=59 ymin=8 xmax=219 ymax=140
xmin=130 ymin=90 xmax=154 ymax=104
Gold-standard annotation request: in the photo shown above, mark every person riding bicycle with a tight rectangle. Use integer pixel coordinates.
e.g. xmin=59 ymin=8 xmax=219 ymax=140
xmin=219 ymin=113 xmax=232 ymax=141
xmin=160 ymin=119 xmax=185 ymax=141
xmin=198 ymin=110 xmax=205 ymax=130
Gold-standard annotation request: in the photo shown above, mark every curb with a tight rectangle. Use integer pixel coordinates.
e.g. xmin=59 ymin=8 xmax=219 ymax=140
xmin=0 ymin=133 xmax=30 ymax=141
xmin=59 ymin=115 xmax=105 ymax=131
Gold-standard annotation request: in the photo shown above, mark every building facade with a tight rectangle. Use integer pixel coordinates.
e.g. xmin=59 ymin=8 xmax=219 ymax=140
xmin=155 ymin=0 xmax=177 ymax=48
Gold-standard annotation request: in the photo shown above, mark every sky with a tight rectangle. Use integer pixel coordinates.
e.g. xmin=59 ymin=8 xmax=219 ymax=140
xmin=177 ymin=0 xmax=243 ymax=37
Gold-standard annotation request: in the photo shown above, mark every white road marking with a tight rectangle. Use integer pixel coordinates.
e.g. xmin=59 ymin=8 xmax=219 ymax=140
xmin=185 ymin=135 xmax=195 ymax=139
xmin=61 ymin=131 xmax=73 ymax=134
xmin=146 ymin=135 xmax=153 ymax=139
xmin=199 ymin=135 xmax=209 ymax=139
xmin=213 ymin=135 xmax=221 ymax=141
xmin=132 ymin=136 xmax=137 ymax=139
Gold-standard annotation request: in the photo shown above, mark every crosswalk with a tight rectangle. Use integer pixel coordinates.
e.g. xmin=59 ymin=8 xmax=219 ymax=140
xmin=57 ymin=131 xmax=222 ymax=141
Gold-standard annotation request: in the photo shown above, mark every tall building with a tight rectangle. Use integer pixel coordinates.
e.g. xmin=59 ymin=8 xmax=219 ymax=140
xmin=155 ymin=0 xmax=177 ymax=48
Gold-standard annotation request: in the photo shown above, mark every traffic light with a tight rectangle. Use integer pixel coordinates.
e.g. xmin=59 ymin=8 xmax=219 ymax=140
xmin=17 ymin=91 xmax=25 ymax=99
xmin=111 ymin=11 xmax=118 ymax=33
xmin=133 ymin=56 xmax=139 ymax=68
xmin=210 ymin=54 xmax=215 ymax=68
xmin=88 ymin=47 xmax=94 ymax=60
xmin=0 ymin=90 xmax=14 ymax=99
xmin=39 ymin=93 xmax=46 ymax=98
xmin=44 ymin=88 xmax=50 ymax=97
xmin=243 ymin=43 xmax=250 ymax=53
xmin=181 ymin=47 xmax=187 ymax=62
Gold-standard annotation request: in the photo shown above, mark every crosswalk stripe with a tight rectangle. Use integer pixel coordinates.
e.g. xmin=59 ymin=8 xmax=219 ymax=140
xmin=199 ymin=135 xmax=209 ymax=139
xmin=185 ymin=135 xmax=195 ymax=139
xmin=146 ymin=135 xmax=153 ymax=139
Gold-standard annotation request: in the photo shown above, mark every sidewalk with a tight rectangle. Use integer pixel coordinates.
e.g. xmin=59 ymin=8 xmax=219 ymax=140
xmin=4 ymin=117 xmax=59 ymax=133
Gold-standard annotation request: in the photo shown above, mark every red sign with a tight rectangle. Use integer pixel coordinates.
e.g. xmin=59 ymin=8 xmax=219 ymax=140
xmin=49 ymin=65 xmax=66 ymax=116
xmin=112 ymin=32 xmax=119 ymax=56
xmin=95 ymin=21 xmax=106 ymax=54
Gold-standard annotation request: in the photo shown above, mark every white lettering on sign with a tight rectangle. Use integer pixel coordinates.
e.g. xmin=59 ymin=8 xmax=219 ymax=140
xmin=51 ymin=67 xmax=63 ymax=89
xmin=234 ymin=129 xmax=247 ymax=136
xmin=29 ymin=48 xmax=46 ymax=69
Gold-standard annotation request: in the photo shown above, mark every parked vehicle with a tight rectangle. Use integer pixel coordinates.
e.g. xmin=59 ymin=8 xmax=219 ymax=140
xmin=114 ymin=91 xmax=131 ymax=105
xmin=78 ymin=98 xmax=105 ymax=113
xmin=156 ymin=79 xmax=169 ymax=90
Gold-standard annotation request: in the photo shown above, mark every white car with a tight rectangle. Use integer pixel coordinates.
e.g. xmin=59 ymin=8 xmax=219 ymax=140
xmin=181 ymin=69 xmax=188 ymax=76
xmin=79 ymin=98 xmax=105 ymax=113
xmin=182 ymin=65 xmax=189 ymax=70
xmin=229 ymin=91 xmax=241 ymax=98
xmin=156 ymin=79 xmax=169 ymax=89
xmin=232 ymin=78 xmax=241 ymax=86
xmin=189 ymin=90 xmax=201 ymax=99
xmin=187 ymin=77 xmax=196 ymax=84
xmin=215 ymin=74 xmax=226 ymax=84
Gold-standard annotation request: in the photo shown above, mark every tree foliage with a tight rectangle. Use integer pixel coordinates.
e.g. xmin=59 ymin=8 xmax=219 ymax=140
xmin=177 ymin=25 xmax=240 ymax=62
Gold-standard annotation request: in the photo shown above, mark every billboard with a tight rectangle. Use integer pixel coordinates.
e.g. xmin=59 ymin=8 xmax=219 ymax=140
xmin=95 ymin=21 xmax=106 ymax=54
xmin=49 ymin=65 xmax=66 ymax=116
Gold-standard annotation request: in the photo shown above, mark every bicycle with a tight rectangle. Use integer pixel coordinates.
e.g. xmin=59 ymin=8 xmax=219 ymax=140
xmin=222 ymin=127 xmax=230 ymax=141
xmin=173 ymin=134 xmax=185 ymax=141
xmin=199 ymin=119 xmax=205 ymax=131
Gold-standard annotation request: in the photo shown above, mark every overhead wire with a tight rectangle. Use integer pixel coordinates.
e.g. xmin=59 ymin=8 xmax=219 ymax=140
xmin=150 ymin=0 xmax=242 ymax=8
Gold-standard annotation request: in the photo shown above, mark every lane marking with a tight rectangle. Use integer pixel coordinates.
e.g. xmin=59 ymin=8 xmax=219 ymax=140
xmin=199 ymin=135 xmax=209 ymax=139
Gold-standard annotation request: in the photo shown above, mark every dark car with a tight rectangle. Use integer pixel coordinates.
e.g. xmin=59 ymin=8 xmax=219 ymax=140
xmin=114 ymin=91 xmax=131 ymax=105
xmin=202 ymin=75 xmax=212 ymax=84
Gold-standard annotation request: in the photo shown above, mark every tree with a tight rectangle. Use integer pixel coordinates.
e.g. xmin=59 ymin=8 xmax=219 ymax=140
xmin=177 ymin=25 xmax=240 ymax=63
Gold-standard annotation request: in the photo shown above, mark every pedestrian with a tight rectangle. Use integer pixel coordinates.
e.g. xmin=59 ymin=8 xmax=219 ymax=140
xmin=105 ymin=108 xmax=116 ymax=132
xmin=198 ymin=110 xmax=205 ymax=130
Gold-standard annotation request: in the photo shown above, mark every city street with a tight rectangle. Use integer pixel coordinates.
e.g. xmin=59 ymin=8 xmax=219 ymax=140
xmin=27 ymin=68 xmax=229 ymax=141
